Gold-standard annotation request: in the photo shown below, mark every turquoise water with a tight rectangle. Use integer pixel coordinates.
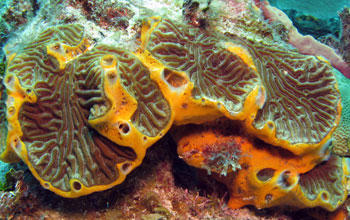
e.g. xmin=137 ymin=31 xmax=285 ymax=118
xmin=270 ymin=0 xmax=350 ymax=38
xmin=270 ymin=0 xmax=350 ymax=18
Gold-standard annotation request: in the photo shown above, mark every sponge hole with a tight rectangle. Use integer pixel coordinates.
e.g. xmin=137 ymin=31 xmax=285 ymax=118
xmin=321 ymin=192 xmax=329 ymax=201
xmin=163 ymin=68 xmax=187 ymax=88
xmin=52 ymin=43 xmax=62 ymax=51
xmin=72 ymin=181 xmax=82 ymax=191
xmin=101 ymin=55 xmax=116 ymax=68
xmin=107 ymin=70 xmax=118 ymax=84
xmin=256 ymin=168 xmax=275 ymax=182
xmin=121 ymin=162 xmax=132 ymax=174
xmin=43 ymin=182 xmax=50 ymax=189
xmin=8 ymin=106 xmax=15 ymax=115
xmin=267 ymin=121 xmax=274 ymax=130
xmin=279 ymin=170 xmax=294 ymax=188
xmin=118 ymin=122 xmax=130 ymax=134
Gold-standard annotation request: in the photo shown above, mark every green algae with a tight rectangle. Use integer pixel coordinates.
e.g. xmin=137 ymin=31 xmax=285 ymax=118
xmin=0 ymin=167 xmax=17 ymax=191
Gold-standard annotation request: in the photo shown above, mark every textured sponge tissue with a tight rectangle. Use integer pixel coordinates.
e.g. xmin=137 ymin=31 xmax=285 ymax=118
xmin=0 ymin=14 xmax=346 ymax=212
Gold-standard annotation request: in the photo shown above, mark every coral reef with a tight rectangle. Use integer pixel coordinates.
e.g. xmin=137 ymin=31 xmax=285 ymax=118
xmin=0 ymin=0 xmax=38 ymax=59
xmin=2 ymin=14 xmax=342 ymax=199
xmin=331 ymin=69 xmax=350 ymax=156
xmin=0 ymin=169 xmax=37 ymax=218
xmin=0 ymin=0 xmax=349 ymax=218
xmin=321 ymin=7 xmax=350 ymax=67
xmin=0 ymin=68 xmax=9 ymax=163
xmin=68 ymin=0 xmax=134 ymax=30
xmin=339 ymin=8 xmax=350 ymax=64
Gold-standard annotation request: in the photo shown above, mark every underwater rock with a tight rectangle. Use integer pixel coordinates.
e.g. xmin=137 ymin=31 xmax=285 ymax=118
xmin=0 ymin=0 xmax=37 ymax=59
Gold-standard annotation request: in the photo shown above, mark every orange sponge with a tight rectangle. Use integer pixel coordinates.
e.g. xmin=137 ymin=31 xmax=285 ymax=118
xmin=176 ymin=121 xmax=347 ymax=211
xmin=0 ymin=15 xmax=343 ymax=204
xmin=142 ymin=16 xmax=341 ymax=157
xmin=138 ymin=17 xmax=266 ymax=126
xmin=2 ymin=25 xmax=172 ymax=198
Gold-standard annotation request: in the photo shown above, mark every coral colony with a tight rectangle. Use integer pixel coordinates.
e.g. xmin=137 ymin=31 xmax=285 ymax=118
xmin=0 ymin=0 xmax=350 ymax=216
